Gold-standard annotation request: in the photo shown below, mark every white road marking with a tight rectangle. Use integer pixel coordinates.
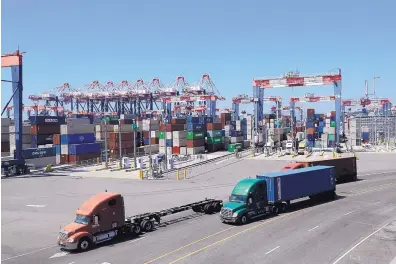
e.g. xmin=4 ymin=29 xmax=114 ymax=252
xmin=265 ymin=246 xmax=280 ymax=255
xmin=308 ymin=225 xmax=320 ymax=232
xmin=128 ymin=237 xmax=146 ymax=244
xmin=344 ymin=209 xmax=358 ymax=216
xmin=1 ymin=245 xmax=57 ymax=261
xmin=332 ymin=222 xmax=390 ymax=264
xmin=49 ymin=252 xmax=69 ymax=259
xmin=26 ymin=204 xmax=46 ymax=208
xmin=101 ymin=262 xmax=111 ymax=264
xmin=68 ymin=262 xmax=75 ymax=264
xmin=390 ymin=256 xmax=396 ymax=264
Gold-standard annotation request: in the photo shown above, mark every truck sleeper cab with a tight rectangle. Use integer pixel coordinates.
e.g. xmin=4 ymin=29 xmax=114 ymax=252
xmin=57 ymin=192 xmax=138 ymax=251
xmin=220 ymin=166 xmax=336 ymax=225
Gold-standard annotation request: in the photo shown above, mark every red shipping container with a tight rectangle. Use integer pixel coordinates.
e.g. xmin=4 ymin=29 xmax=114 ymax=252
xmin=307 ymin=128 xmax=315 ymax=134
xmin=151 ymin=138 xmax=159 ymax=144
xmin=60 ymin=154 xmax=69 ymax=164
xmin=171 ymin=119 xmax=186 ymax=125
xmin=172 ymin=146 xmax=180 ymax=154
xmin=1 ymin=142 xmax=10 ymax=152
xmin=69 ymin=152 xmax=100 ymax=164
xmin=307 ymin=109 xmax=315 ymax=115
xmin=31 ymin=124 xmax=60 ymax=135
xmin=331 ymin=111 xmax=336 ymax=116
xmin=119 ymin=119 xmax=134 ymax=125
xmin=186 ymin=139 xmax=205 ymax=148
xmin=108 ymin=140 xmax=134 ymax=149
xmin=165 ymin=124 xmax=184 ymax=132
xmin=108 ymin=132 xmax=134 ymax=141
xmin=53 ymin=134 xmax=61 ymax=145
xmin=207 ymin=123 xmax=222 ymax=130
xmin=143 ymin=131 xmax=150 ymax=138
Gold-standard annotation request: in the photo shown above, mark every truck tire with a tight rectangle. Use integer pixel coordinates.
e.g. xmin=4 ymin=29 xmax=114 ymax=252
xmin=239 ymin=214 xmax=249 ymax=225
xmin=192 ymin=205 xmax=201 ymax=213
xmin=141 ymin=220 xmax=154 ymax=232
xmin=78 ymin=237 xmax=91 ymax=252
xmin=204 ymin=203 xmax=215 ymax=214
xmin=272 ymin=206 xmax=279 ymax=214
xmin=213 ymin=202 xmax=222 ymax=213
xmin=281 ymin=203 xmax=287 ymax=212
xmin=132 ymin=225 xmax=141 ymax=235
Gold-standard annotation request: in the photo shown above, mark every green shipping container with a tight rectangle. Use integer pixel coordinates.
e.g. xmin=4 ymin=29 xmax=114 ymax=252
xmin=207 ymin=136 xmax=223 ymax=144
xmin=187 ymin=131 xmax=205 ymax=139
xmin=330 ymin=121 xmax=336 ymax=127
xmin=328 ymin=134 xmax=335 ymax=141
xmin=228 ymin=143 xmax=242 ymax=152
xmin=159 ymin=132 xmax=165 ymax=139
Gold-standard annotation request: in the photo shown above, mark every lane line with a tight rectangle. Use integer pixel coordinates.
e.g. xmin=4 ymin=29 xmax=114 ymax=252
xmin=128 ymin=237 xmax=146 ymax=244
xmin=308 ymin=225 xmax=320 ymax=232
xmin=265 ymin=246 xmax=280 ymax=255
xmin=332 ymin=222 xmax=390 ymax=264
xmin=1 ymin=245 xmax=57 ymax=261
xmin=26 ymin=204 xmax=46 ymax=208
xmin=49 ymin=252 xmax=69 ymax=259
xmin=143 ymin=226 xmax=236 ymax=264
xmin=344 ymin=209 xmax=358 ymax=216
xmin=165 ymin=212 xmax=297 ymax=264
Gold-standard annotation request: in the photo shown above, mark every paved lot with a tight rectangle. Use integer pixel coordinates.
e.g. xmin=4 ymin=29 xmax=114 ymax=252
xmin=1 ymin=153 xmax=396 ymax=264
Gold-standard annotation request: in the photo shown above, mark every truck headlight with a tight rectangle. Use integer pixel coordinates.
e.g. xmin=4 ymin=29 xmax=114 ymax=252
xmin=67 ymin=237 xmax=75 ymax=243
xmin=232 ymin=212 xmax=239 ymax=217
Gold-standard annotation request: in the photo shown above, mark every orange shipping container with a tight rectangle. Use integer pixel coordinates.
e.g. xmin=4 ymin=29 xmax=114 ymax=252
xmin=307 ymin=128 xmax=315 ymax=134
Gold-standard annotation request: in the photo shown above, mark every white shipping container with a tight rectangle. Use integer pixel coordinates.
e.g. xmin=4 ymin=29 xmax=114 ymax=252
xmin=10 ymin=134 xmax=31 ymax=144
xmin=159 ymin=139 xmax=166 ymax=147
xmin=151 ymin=131 xmax=160 ymax=138
xmin=120 ymin=114 xmax=134 ymax=120
xmin=61 ymin=144 xmax=69 ymax=155
xmin=179 ymin=147 xmax=187 ymax=155
xmin=61 ymin=124 xmax=94 ymax=135
xmin=159 ymin=146 xmax=166 ymax=154
xmin=25 ymin=156 xmax=57 ymax=168
xmin=166 ymin=147 xmax=173 ymax=155
xmin=187 ymin=146 xmax=205 ymax=155
xmin=1 ymin=118 xmax=11 ymax=127
xmin=173 ymin=138 xmax=187 ymax=147
xmin=173 ymin=131 xmax=187 ymax=140
xmin=9 ymin=125 xmax=31 ymax=134
xmin=230 ymin=136 xmax=243 ymax=143
xmin=323 ymin=127 xmax=336 ymax=134
xmin=113 ymin=125 xmax=134 ymax=133
xmin=56 ymin=154 xmax=61 ymax=164
xmin=67 ymin=118 xmax=91 ymax=125
xmin=1 ymin=126 xmax=10 ymax=133
xmin=166 ymin=132 xmax=173 ymax=139
xmin=1 ymin=133 xmax=9 ymax=142
xmin=95 ymin=124 xmax=115 ymax=132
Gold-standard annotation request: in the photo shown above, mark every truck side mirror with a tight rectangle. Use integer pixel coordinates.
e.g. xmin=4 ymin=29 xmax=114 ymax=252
xmin=248 ymin=197 xmax=253 ymax=205
xmin=93 ymin=215 xmax=99 ymax=226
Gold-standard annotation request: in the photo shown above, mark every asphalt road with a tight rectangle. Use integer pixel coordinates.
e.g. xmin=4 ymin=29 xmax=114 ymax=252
xmin=2 ymin=153 xmax=396 ymax=264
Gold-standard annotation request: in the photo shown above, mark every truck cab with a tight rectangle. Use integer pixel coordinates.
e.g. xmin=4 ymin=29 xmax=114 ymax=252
xmin=57 ymin=192 xmax=126 ymax=251
xmin=220 ymin=179 xmax=275 ymax=225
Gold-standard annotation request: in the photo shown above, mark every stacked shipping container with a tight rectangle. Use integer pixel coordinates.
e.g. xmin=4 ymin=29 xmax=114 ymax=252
xmin=186 ymin=116 xmax=206 ymax=155
xmin=1 ymin=118 xmax=11 ymax=156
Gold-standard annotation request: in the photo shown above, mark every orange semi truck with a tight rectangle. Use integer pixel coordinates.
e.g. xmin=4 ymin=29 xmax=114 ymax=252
xmin=281 ymin=156 xmax=357 ymax=183
xmin=57 ymin=192 xmax=222 ymax=251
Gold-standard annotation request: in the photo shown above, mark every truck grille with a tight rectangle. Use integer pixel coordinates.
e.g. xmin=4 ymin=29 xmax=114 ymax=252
xmin=221 ymin=208 xmax=232 ymax=218
xmin=58 ymin=231 xmax=68 ymax=240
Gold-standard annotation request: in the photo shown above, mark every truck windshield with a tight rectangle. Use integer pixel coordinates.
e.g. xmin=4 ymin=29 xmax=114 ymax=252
xmin=75 ymin=214 xmax=89 ymax=225
xmin=229 ymin=194 xmax=246 ymax=203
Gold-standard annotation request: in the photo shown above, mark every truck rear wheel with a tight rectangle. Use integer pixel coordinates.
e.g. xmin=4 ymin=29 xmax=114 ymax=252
xmin=141 ymin=220 xmax=154 ymax=232
xmin=213 ymin=202 xmax=222 ymax=213
xmin=204 ymin=203 xmax=214 ymax=214
xmin=132 ymin=225 xmax=141 ymax=235
xmin=78 ymin=237 xmax=91 ymax=252
xmin=272 ymin=206 xmax=279 ymax=214
xmin=192 ymin=205 xmax=201 ymax=213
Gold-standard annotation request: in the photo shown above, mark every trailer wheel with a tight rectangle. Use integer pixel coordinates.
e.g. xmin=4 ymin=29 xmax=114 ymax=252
xmin=78 ymin=237 xmax=91 ymax=252
xmin=205 ymin=204 xmax=215 ymax=214
xmin=281 ymin=203 xmax=287 ymax=212
xmin=213 ymin=202 xmax=222 ymax=213
xmin=142 ymin=220 xmax=154 ymax=232
xmin=192 ymin=205 xmax=201 ymax=213
xmin=272 ymin=206 xmax=279 ymax=214
xmin=132 ymin=225 xmax=141 ymax=235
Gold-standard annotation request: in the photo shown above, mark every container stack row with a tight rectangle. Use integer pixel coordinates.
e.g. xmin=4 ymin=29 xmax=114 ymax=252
xmin=56 ymin=118 xmax=99 ymax=164
xmin=1 ymin=118 xmax=11 ymax=156
xmin=186 ymin=116 xmax=206 ymax=155
xmin=9 ymin=124 xmax=31 ymax=155
xmin=206 ymin=118 xmax=223 ymax=152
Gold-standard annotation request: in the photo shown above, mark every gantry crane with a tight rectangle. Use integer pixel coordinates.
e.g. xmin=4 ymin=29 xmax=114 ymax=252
xmin=231 ymin=94 xmax=282 ymax=122
xmin=253 ymin=70 xmax=342 ymax=146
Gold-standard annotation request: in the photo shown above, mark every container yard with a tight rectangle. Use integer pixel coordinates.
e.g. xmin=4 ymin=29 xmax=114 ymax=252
xmin=1 ymin=55 xmax=395 ymax=176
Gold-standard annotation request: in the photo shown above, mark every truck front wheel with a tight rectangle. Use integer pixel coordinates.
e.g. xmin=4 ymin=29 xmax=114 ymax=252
xmin=78 ymin=237 xmax=91 ymax=252
xmin=239 ymin=214 xmax=249 ymax=225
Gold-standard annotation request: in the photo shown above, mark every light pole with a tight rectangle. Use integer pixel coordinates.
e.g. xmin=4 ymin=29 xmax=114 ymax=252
xmin=104 ymin=120 xmax=108 ymax=169
xmin=373 ymin=76 xmax=380 ymax=98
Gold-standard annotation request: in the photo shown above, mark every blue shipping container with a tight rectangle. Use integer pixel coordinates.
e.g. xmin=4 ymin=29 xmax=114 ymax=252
xmin=319 ymin=121 xmax=324 ymax=127
xmin=328 ymin=140 xmax=335 ymax=147
xmin=20 ymin=147 xmax=56 ymax=159
xmin=61 ymin=133 xmax=95 ymax=145
xmin=307 ymin=115 xmax=314 ymax=122
xmin=187 ymin=123 xmax=206 ymax=132
xmin=306 ymin=121 xmax=314 ymax=128
xmin=71 ymin=114 xmax=94 ymax=124
xmin=362 ymin=132 xmax=370 ymax=139
xmin=256 ymin=166 xmax=335 ymax=203
xmin=307 ymin=141 xmax=314 ymax=147
xmin=31 ymin=134 xmax=54 ymax=147
xmin=166 ymin=139 xmax=173 ymax=147
xmin=205 ymin=117 xmax=213 ymax=123
xmin=230 ymin=130 xmax=243 ymax=137
xmin=29 ymin=116 xmax=66 ymax=125
xmin=330 ymin=116 xmax=336 ymax=121
xmin=55 ymin=145 xmax=61 ymax=155
xmin=186 ymin=116 xmax=200 ymax=123
xmin=69 ymin=143 xmax=101 ymax=155
xmin=143 ymin=138 xmax=150 ymax=145
xmin=198 ymin=117 xmax=206 ymax=125
xmin=307 ymin=134 xmax=314 ymax=141
xmin=207 ymin=130 xmax=222 ymax=137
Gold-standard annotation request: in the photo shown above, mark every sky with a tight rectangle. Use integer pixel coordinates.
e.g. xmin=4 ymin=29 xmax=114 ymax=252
xmin=1 ymin=0 xmax=396 ymax=115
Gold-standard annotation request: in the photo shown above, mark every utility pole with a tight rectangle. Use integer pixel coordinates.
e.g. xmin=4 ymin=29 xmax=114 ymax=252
xmin=373 ymin=76 xmax=380 ymax=98
xmin=118 ymin=119 xmax=122 ymax=168
xmin=104 ymin=120 xmax=108 ymax=169
xmin=133 ymin=119 xmax=137 ymax=169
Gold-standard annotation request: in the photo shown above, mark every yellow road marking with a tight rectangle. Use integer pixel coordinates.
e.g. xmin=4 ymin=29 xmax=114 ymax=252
xmin=144 ymin=226 xmax=235 ymax=264
xmin=167 ymin=212 xmax=296 ymax=264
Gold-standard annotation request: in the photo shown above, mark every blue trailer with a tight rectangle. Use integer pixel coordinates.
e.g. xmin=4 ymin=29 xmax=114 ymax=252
xmin=220 ymin=166 xmax=336 ymax=225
